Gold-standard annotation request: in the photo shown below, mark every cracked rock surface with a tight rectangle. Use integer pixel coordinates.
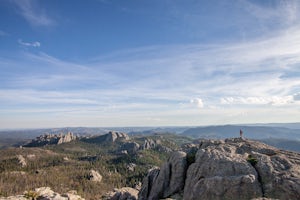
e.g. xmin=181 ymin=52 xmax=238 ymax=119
xmin=138 ymin=138 xmax=300 ymax=200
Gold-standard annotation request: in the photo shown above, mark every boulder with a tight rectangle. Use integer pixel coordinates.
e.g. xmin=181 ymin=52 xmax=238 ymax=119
xmin=26 ymin=154 xmax=36 ymax=160
xmin=35 ymin=187 xmax=62 ymax=199
xmin=16 ymin=155 xmax=26 ymax=167
xmin=88 ymin=169 xmax=102 ymax=182
xmin=63 ymin=190 xmax=85 ymax=200
xmin=105 ymin=187 xmax=139 ymax=200
xmin=126 ymin=163 xmax=137 ymax=172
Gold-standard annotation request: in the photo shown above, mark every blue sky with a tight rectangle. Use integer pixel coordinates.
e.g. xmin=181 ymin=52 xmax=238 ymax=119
xmin=0 ymin=0 xmax=300 ymax=128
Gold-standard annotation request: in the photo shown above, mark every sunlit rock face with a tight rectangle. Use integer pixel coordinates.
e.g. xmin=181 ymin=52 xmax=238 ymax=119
xmin=139 ymin=138 xmax=300 ymax=200
xmin=24 ymin=132 xmax=77 ymax=147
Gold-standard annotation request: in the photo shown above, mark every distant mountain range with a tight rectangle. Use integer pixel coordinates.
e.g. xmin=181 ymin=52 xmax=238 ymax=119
xmin=181 ymin=124 xmax=300 ymax=152
xmin=259 ymin=138 xmax=300 ymax=152
xmin=181 ymin=125 xmax=300 ymax=140
xmin=243 ymin=122 xmax=300 ymax=129
xmin=1 ymin=123 xmax=300 ymax=151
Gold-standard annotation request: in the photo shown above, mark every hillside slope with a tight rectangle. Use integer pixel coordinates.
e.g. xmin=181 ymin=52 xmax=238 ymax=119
xmin=0 ymin=132 xmax=187 ymax=199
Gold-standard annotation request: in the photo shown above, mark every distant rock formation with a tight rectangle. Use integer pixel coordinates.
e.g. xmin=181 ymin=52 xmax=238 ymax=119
xmin=139 ymin=138 xmax=171 ymax=152
xmin=83 ymin=131 xmax=129 ymax=144
xmin=0 ymin=187 xmax=84 ymax=200
xmin=87 ymin=169 xmax=102 ymax=182
xmin=106 ymin=131 xmax=130 ymax=142
xmin=121 ymin=142 xmax=140 ymax=154
xmin=57 ymin=132 xmax=77 ymax=144
xmin=141 ymin=138 xmax=157 ymax=150
xmin=139 ymin=138 xmax=300 ymax=200
xmin=24 ymin=132 xmax=77 ymax=147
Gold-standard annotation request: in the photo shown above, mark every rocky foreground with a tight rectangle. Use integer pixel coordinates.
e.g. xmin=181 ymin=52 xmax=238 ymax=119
xmin=139 ymin=138 xmax=300 ymax=200
xmin=0 ymin=187 xmax=84 ymax=200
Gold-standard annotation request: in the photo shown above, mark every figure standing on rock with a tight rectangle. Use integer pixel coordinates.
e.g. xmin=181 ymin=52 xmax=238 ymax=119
xmin=240 ymin=129 xmax=243 ymax=138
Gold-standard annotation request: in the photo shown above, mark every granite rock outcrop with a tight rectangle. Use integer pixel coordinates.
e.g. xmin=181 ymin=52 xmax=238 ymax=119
xmin=105 ymin=131 xmax=130 ymax=143
xmin=24 ymin=132 xmax=77 ymax=147
xmin=139 ymin=138 xmax=300 ymax=200
xmin=84 ymin=131 xmax=130 ymax=144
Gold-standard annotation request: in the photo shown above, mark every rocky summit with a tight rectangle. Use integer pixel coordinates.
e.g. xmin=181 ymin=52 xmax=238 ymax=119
xmin=139 ymin=138 xmax=300 ymax=200
xmin=105 ymin=131 xmax=130 ymax=143
xmin=83 ymin=131 xmax=130 ymax=144
xmin=24 ymin=132 xmax=77 ymax=147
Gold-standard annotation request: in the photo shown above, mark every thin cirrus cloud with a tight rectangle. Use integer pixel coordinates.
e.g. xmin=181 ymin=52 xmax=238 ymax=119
xmin=90 ymin=25 xmax=300 ymax=95
xmin=3 ymin=26 xmax=300 ymax=106
xmin=242 ymin=0 xmax=300 ymax=26
xmin=1 ymin=1 xmax=300 ymax=127
xmin=220 ymin=96 xmax=297 ymax=106
xmin=10 ymin=0 xmax=55 ymax=26
xmin=18 ymin=39 xmax=41 ymax=47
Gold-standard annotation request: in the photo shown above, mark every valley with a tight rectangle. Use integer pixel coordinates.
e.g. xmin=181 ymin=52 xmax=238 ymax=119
xmin=0 ymin=131 xmax=190 ymax=199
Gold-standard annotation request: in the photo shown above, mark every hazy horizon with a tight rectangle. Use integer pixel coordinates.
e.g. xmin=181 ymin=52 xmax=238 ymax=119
xmin=1 ymin=0 xmax=300 ymax=129
xmin=1 ymin=122 xmax=300 ymax=131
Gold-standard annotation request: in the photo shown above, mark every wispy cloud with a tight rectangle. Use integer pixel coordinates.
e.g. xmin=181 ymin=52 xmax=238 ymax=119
xmin=0 ymin=89 xmax=99 ymax=105
xmin=190 ymin=98 xmax=204 ymax=108
xmin=1 ymin=0 xmax=300 ymax=127
xmin=3 ymin=25 xmax=300 ymax=111
xmin=220 ymin=96 xmax=297 ymax=106
xmin=18 ymin=39 xmax=41 ymax=47
xmin=89 ymin=25 xmax=300 ymax=98
xmin=11 ymin=0 xmax=55 ymax=26
xmin=242 ymin=0 xmax=300 ymax=26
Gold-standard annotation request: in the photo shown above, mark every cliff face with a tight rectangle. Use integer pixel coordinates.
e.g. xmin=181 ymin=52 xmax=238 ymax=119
xmin=105 ymin=131 xmax=129 ymax=142
xmin=83 ymin=131 xmax=130 ymax=144
xmin=139 ymin=138 xmax=300 ymax=200
xmin=57 ymin=132 xmax=77 ymax=144
xmin=24 ymin=132 xmax=77 ymax=147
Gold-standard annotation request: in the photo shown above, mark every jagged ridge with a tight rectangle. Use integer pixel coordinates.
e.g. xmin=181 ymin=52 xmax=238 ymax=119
xmin=23 ymin=132 xmax=77 ymax=147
